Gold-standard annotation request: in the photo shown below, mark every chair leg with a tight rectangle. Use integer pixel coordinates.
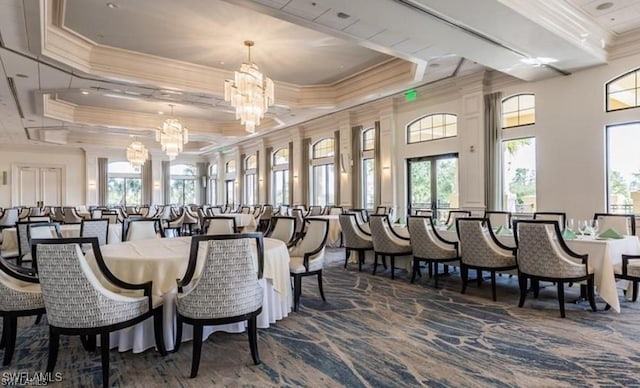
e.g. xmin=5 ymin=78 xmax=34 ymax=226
xmin=247 ymin=316 xmax=260 ymax=365
xmin=461 ymin=265 xmax=468 ymax=294
xmin=518 ymin=274 xmax=527 ymax=307
xmin=0 ymin=317 xmax=5 ymax=349
xmin=428 ymin=262 xmax=433 ymax=278
xmin=358 ymin=250 xmax=364 ymax=272
xmin=153 ymin=307 xmax=167 ymax=356
xmin=587 ymin=278 xmax=597 ymax=312
xmin=81 ymin=335 xmax=96 ymax=352
xmin=317 ymin=271 xmax=326 ymax=302
xmin=190 ymin=324 xmax=203 ymax=378
xmin=633 ymin=281 xmax=639 ymax=302
xmin=35 ymin=313 xmax=43 ymax=325
xmin=410 ymin=260 xmax=419 ymax=283
xmin=477 ymin=270 xmax=483 ymax=286
xmin=533 ymin=279 xmax=540 ymax=299
xmin=434 ymin=265 xmax=440 ymax=289
xmin=344 ymin=249 xmax=350 ymax=269
xmin=174 ymin=315 xmax=183 ymax=352
xmin=382 ymin=255 xmax=387 ymax=270
xmin=390 ymin=257 xmax=395 ymax=280
xmin=557 ymin=281 xmax=566 ymax=318
xmin=293 ymin=275 xmax=302 ymax=312
xmin=373 ymin=254 xmax=378 ymax=275
xmin=490 ymin=271 xmax=497 ymax=301
xmin=46 ymin=327 xmax=60 ymax=373
xmin=100 ymin=332 xmax=110 ymax=387
xmin=2 ymin=316 xmax=16 ymax=365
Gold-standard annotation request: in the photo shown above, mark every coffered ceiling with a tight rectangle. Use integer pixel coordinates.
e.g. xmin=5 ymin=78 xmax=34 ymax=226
xmin=1 ymin=0 xmax=640 ymax=156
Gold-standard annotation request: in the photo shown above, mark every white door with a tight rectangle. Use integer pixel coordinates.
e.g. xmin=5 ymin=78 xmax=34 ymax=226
xmin=16 ymin=166 xmax=63 ymax=206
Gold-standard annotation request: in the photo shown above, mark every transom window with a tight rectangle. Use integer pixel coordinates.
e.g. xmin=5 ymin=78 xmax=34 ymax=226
xmin=312 ymin=138 xmax=334 ymax=159
xmin=407 ymin=113 xmax=457 ymax=144
xmin=606 ymin=69 xmax=640 ymax=111
xmin=245 ymin=155 xmax=257 ymax=170
xmin=273 ymin=148 xmax=289 ymax=166
xmin=225 ymin=160 xmax=236 ymax=174
xmin=362 ymin=128 xmax=375 ymax=151
xmin=502 ymin=94 xmax=535 ymax=128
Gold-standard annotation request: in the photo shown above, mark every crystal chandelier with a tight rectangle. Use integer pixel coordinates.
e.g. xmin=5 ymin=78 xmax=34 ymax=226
xmin=224 ymin=40 xmax=274 ymax=134
xmin=126 ymin=140 xmax=149 ymax=170
xmin=156 ymin=105 xmax=188 ymax=160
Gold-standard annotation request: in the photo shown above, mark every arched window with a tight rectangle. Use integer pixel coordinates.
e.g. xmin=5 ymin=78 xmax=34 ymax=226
xmin=361 ymin=128 xmax=375 ymax=209
xmin=244 ymin=155 xmax=257 ymax=205
xmin=107 ymin=162 xmax=141 ymax=206
xmin=407 ymin=113 xmax=457 ymax=144
xmin=606 ymin=68 xmax=640 ymax=111
xmin=225 ymin=160 xmax=236 ymax=174
xmin=170 ymin=163 xmax=196 ymax=205
xmin=272 ymin=148 xmax=289 ymax=206
xmin=209 ymin=164 xmax=218 ymax=205
xmin=311 ymin=138 xmax=335 ymax=206
xmin=502 ymin=94 xmax=535 ymax=128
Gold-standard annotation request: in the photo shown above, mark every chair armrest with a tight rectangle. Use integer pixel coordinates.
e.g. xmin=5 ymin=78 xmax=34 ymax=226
xmin=0 ymin=256 xmax=39 ymax=283
xmin=486 ymin=227 xmax=516 ymax=252
xmin=621 ymin=254 xmax=640 ymax=276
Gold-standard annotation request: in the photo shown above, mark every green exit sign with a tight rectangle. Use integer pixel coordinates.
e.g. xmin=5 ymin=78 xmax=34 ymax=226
xmin=404 ymin=89 xmax=417 ymax=101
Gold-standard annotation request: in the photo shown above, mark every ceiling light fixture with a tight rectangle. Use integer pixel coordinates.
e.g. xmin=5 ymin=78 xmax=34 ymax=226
xmin=156 ymin=104 xmax=188 ymax=161
xmin=224 ymin=40 xmax=274 ymax=134
xmin=126 ymin=140 xmax=149 ymax=170
xmin=106 ymin=2 xmax=118 ymax=9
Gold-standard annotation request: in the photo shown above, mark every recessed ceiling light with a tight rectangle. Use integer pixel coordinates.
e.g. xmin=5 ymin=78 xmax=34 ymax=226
xmin=219 ymin=61 xmax=225 ymax=65
xmin=81 ymin=91 xmax=89 ymax=95
xmin=158 ymin=111 xmax=164 ymax=115
xmin=15 ymin=73 xmax=28 ymax=78
xmin=106 ymin=2 xmax=118 ymax=9
xmin=596 ymin=2 xmax=614 ymax=11
xmin=337 ymin=12 xmax=350 ymax=19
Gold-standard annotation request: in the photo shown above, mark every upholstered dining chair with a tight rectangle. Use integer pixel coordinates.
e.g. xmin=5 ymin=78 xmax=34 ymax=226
xmin=368 ymin=214 xmax=412 ymax=280
xmin=80 ymin=219 xmax=110 ymax=246
xmin=182 ymin=207 xmax=200 ymax=235
xmin=328 ymin=206 xmax=344 ymax=215
xmin=593 ymin=213 xmax=636 ymax=235
xmin=291 ymin=208 xmax=305 ymax=239
xmin=533 ymin=211 xmax=567 ymax=229
xmin=13 ymin=221 xmax=62 ymax=265
xmin=32 ymin=237 xmax=166 ymax=387
xmin=62 ymin=207 xmax=83 ymax=224
xmin=339 ymin=213 xmax=373 ymax=272
xmin=414 ymin=209 xmax=433 ymax=217
xmin=266 ymin=216 xmax=297 ymax=248
xmin=514 ymin=220 xmax=597 ymax=317
xmin=203 ymin=216 xmax=237 ymax=235
xmin=289 ymin=218 xmax=329 ymax=311
xmin=456 ymin=218 xmax=517 ymax=301
xmin=258 ymin=205 xmax=273 ymax=231
xmin=101 ymin=211 xmax=119 ymax=225
xmin=123 ymin=218 xmax=161 ymax=241
xmin=484 ymin=211 xmax=512 ymax=228
xmin=0 ymin=208 xmax=19 ymax=231
xmin=174 ymin=233 xmax=264 ymax=378
xmin=307 ymin=205 xmax=323 ymax=216
xmin=28 ymin=215 xmax=51 ymax=222
xmin=614 ymin=254 xmax=640 ymax=303
xmin=0 ymin=254 xmax=45 ymax=365
xmin=407 ymin=215 xmax=459 ymax=288
xmin=445 ymin=210 xmax=471 ymax=227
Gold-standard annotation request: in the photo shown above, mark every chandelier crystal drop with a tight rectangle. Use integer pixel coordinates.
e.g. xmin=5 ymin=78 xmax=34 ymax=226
xmin=126 ymin=140 xmax=149 ymax=170
xmin=156 ymin=105 xmax=189 ymax=161
xmin=224 ymin=40 xmax=274 ymax=134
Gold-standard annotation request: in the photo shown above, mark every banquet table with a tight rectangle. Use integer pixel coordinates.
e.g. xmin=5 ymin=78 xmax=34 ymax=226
xmin=83 ymin=236 xmax=291 ymax=352
xmin=0 ymin=223 xmax=122 ymax=255
xmin=436 ymin=228 xmax=639 ymax=313
xmin=313 ymin=215 xmax=341 ymax=247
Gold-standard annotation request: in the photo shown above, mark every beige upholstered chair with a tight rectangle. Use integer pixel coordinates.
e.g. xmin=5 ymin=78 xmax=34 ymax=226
xmin=175 ymin=234 xmax=264 ymax=377
xmin=456 ymin=218 xmax=517 ymax=301
xmin=204 ymin=216 xmax=236 ymax=235
xmin=514 ymin=220 xmax=596 ymax=317
xmin=484 ymin=211 xmax=512 ymax=228
xmin=445 ymin=210 xmax=471 ymax=227
xmin=33 ymin=237 xmax=166 ymax=387
xmin=124 ymin=219 xmax=161 ymax=241
xmin=62 ymin=207 xmax=83 ymax=224
xmin=339 ymin=213 xmax=373 ymax=272
xmin=291 ymin=208 xmax=305 ymax=238
xmin=266 ymin=216 xmax=297 ymax=248
xmin=368 ymin=214 xmax=412 ymax=280
xmin=533 ymin=212 xmax=567 ymax=229
xmin=593 ymin=213 xmax=635 ymax=235
xmin=407 ymin=215 xmax=459 ymax=288
xmin=289 ymin=218 xmax=329 ymax=311
xmin=614 ymin=254 xmax=640 ymax=303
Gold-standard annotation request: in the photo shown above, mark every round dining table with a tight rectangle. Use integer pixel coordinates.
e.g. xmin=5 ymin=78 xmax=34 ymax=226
xmin=84 ymin=236 xmax=291 ymax=353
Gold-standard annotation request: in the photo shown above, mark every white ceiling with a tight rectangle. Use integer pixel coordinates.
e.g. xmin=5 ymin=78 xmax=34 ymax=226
xmin=1 ymin=0 xmax=640 ymax=155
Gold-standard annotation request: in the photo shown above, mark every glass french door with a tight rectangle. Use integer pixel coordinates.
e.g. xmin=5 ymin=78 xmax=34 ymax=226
xmin=407 ymin=154 xmax=459 ymax=222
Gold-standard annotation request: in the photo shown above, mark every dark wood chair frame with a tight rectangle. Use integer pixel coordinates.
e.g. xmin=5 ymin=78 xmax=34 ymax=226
xmin=446 ymin=210 xmax=472 ymax=226
xmin=290 ymin=218 xmax=329 ymax=312
xmin=15 ymin=221 xmax=62 ymax=266
xmin=80 ymin=218 xmax=110 ymax=245
xmin=341 ymin=213 xmax=373 ymax=272
xmin=513 ymin=220 xmax=597 ymax=318
xmin=593 ymin=212 xmax=636 ymax=235
xmin=31 ymin=237 xmax=166 ymax=387
xmin=533 ymin=211 xmax=567 ymax=230
xmin=615 ymin=254 xmax=640 ymax=302
xmin=370 ymin=214 xmax=411 ymax=280
xmin=202 ymin=216 xmax=238 ymax=234
xmin=122 ymin=218 xmax=165 ymax=241
xmin=265 ymin=216 xmax=298 ymax=248
xmin=408 ymin=215 xmax=460 ymax=288
xmin=483 ymin=211 xmax=513 ymax=227
xmin=175 ymin=233 xmax=264 ymax=378
xmin=456 ymin=217 xmax=517 ymax=301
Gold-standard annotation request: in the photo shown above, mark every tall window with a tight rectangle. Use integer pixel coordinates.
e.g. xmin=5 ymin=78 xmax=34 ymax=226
xmin=362 ymin=128 xmax=375 ymax=209
xmin=226 ymin=160 xmax=236 ymax=174
xmin=407 ymin=155 xmax=459 ymax=221
xmin=606 ymin=68 xmax=640 ymax=112
xmin=311 ymin=138 xmax=335 ymax=206
xmin=226 ymin=180 xmax=235 ymax=205
xmin=107 ymin=162 xmax=141 ymax=206
xmin=407 ymin=113 xmax=457 ymax=144
xmin=501 ymin=93 xmax=536 ymax=213
xmin=272 ymin=148 xmax=289 ymax=206
xmin=606 ymin=122 xmax=640 ymax=213
xmin=244 ymin=155 xmax=257 ymax=205
xmin=170 ymin=164 xmax=197 ymax=205
xmin=209 ymin=164 xmax=218 ymax=205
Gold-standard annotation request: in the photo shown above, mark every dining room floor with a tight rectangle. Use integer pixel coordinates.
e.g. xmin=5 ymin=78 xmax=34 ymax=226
xmin=3 ymin=248 xmax=640 ymax=387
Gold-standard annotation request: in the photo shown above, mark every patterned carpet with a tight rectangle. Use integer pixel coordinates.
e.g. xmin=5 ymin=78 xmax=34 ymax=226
xmin=3 ymin=250 xmax=640 ymax=387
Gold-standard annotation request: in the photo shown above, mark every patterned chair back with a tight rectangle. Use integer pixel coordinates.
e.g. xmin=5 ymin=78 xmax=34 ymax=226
xmin=80 ymin=219 xmax=109 ymax=245
xmin=267 ymin=217 xmax=295 ymax=244
xmin=0 ymin=256 xmax=44 ymax=312
xmin=515 ymin=220 xmax=587 ymax=278
xmin=205 ymin=217 xmax=236 ymax=235
xmin=209 ymin=206 xmax=223 ymax=216
xmin=34 ymin=239 xmax=149 ymax=328
xmin=0 ymin=208 xmax=19 ymax=226
xmin=368 ymin=215 xmax=410 ymax=254
xmin=177 ymin=235 xmax=263 ymax=320
xmin=407 ymin=216 xmax=456 ymax=259
xmin=456 ymin=218 xmax=514 ymax=267
xmin=18 ymin=221 xmax=59 ymax=257
xmin=446 ymin=210 xmax=471 ymax=227
xmin=339 ymin=213 xmax=372 ymax=249
xmin=594 ymin=213 xmax=635 ymax=235
xmin=91 ymin=209 xmax=103 ymax=219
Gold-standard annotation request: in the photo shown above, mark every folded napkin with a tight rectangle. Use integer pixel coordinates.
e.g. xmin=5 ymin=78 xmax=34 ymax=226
xmin=494 ymin=226 xmax=512 ymax=235
xmin=598 ymin=228 xmax=624 ymax=239
xmin=562 ymin=228 xmax=577 ymax=240
xmin=447 ymin=223 xmax=456 ymax=231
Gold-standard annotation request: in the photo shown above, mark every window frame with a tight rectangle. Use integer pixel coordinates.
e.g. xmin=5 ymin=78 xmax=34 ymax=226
xmin=361 ymin=128 xmax=375 ymax=210
xmin=107 ymin=161 xmax=142 ymax=206
xmin=169 ymin=163 xmax=197 ymax=206
xmin=311 ymin=138 xmax=335 ymax=206
xmin=244 ymin=155 xmax=257 ymax=205
xmin=501 ymin=93 xmax=535 ymax=129
xmin=272 ymin=148 xmax=289 ymax=206
xmin=606 ymin=68 xmax=640 ymax=112
xmin=406 ymin=113 xmax=458 ymax=144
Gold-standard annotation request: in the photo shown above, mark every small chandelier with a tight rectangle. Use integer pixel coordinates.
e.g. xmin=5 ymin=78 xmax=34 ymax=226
xmin=126 ymin=140 xmax=149 ymax=170
xmin=156 ymin=104 xmax=188 ymax=161
xmin=224 ymin=40 xmax=275 ymax=134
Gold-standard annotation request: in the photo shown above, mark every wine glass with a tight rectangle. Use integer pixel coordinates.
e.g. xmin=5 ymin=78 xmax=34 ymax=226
xmin=591 ymin=220 xmax=599 ymax=237
xmin=578 ymin=220 xmax=588 ymax=236
xmin=565 ymin=218 xmax=574 ymax=232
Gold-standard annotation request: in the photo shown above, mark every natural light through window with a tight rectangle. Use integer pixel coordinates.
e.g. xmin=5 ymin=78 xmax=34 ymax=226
xmin=607 ymin=122 xmax=640 ymax=213
xmin=108 ymin=162 xmax=141 ymax=206
xmin=606 ymin=69 xmax=639 ymax=111
xmin=170 ymin=164 xmax=196 ymax=205
xmin=502 ymin=94 xmax=535 ymax=128
xmin=312 ymin=138 xmax=335 ymax=206
xmin=273 ymin=148 xmax=289 ymax=206
xmin=407 ymin=113 xmax=457 ymax=144
xmin=502 ymin=138 xmax=536 ymax=213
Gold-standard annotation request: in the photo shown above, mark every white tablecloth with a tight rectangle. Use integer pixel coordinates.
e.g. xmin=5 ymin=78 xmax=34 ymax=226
xmin=314 ymin=215 xmax=341 ymax=247
xmin=228 ymin=213 xmax=257 ymax=231
xmin=84 ymin=236 xmax=291 ymax=352
xmin=1 ymin=224 xmax=122 ymax=254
